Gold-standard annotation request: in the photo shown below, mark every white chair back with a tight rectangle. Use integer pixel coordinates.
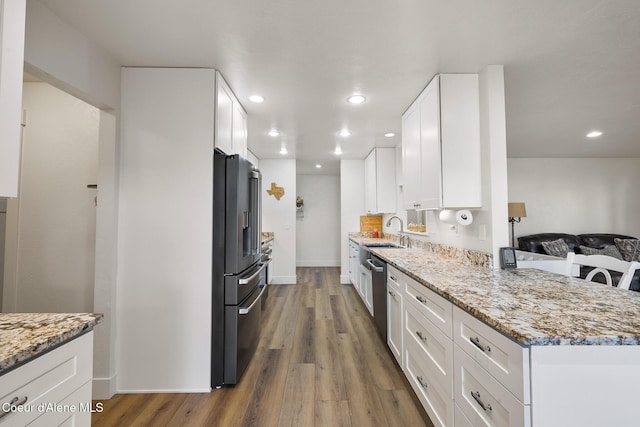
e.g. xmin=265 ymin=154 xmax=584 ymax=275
xmin=565 ymin=252 xmax=640 ymax=290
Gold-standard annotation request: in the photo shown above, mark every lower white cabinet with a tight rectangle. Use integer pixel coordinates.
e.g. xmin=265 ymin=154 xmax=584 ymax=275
xmin=0 ymin=332 xmax=94 ymax=427
xmin=348 ymin=241 xmax=359 ymax=285
xmin=386 ymin=265 xmax=403 ymax=367
xmin=405 ymin=336 xmax=454 ymax=427
xmin=454 ymin=347 xmax=530 ymax=427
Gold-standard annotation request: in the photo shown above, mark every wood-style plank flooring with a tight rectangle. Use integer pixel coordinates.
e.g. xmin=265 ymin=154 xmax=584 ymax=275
xmin=92 ymin=267 xmax=433 ymax=427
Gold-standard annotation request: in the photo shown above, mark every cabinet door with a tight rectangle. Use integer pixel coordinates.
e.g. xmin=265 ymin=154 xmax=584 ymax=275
xmin=215 ymin=73 xmax=234 ymax=155
xmin=387 ymin=269 xmax=403 ymax=366
xmin=417 ymin=76 xmax=442 ymax=209
xmin=375 ymin=148 xmax=397 ymax=213
xmin=402 ymin=103 xmax=421 ymax=210
xmin=232 ymin=100 xmax=248 ymax=157
xmin=0 ymin=0 xmax=26 ymax=197
xmin=364 ymin=150 xmax=377 ymax=214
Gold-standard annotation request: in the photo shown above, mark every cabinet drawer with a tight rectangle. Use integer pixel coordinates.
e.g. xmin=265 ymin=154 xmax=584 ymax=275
xmin=454 ymin=404 xmax=474 ymax=427
xmin=405 ymin=302 xmax=453 ymax=396
xmin=27 ymin=381 xmax=92 ymax=427
xmin=0 ymin=332 xmax=93 ymax=426
xmin=454 ymin=346 xmax=530 ymax=427
xmin=452 ymin=307 xmax=529 ymax=403
xmin=387 ymin=265 xmax=402 ymax=292
xmin=405 ymin=275 xmax=452 ymax=337
xmin=405 ymin=337 xmax=454 ymax=427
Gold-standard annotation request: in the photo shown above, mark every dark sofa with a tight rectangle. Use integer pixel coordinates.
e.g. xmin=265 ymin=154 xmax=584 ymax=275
xmin=517 ymin=233 xmax=640 ymax=291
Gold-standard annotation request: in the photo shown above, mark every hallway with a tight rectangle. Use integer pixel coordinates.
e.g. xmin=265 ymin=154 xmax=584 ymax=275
xmin=92 ymin=267 xmax=431 ymax=426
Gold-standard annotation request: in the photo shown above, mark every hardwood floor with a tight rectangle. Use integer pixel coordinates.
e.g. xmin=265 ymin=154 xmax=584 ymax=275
xmin=92 ymin=267 xmax=433 ymax=427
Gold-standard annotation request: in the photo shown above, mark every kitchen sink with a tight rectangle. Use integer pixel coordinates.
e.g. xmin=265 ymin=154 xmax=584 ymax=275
xmin=362 ymin=243 xmax=402 ymax=248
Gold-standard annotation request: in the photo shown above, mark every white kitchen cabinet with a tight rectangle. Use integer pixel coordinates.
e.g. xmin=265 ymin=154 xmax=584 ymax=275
xmin=349 ymin=241 xmax=360 ymax=285
xmin=386 ymin=265 xmax=404 ymax=367
xmin=215 ymin=71 xmax=248 ymax=156
xmin=358 ymin=263 xmax=374 ymax=316
xmin=402 ymin=74 xmax=481 ymax=210
xmin=0 ymin=332 xmax=93 ymax=427
xmin=364 ymin=148 xmax=396 ymax=214
xmin=0 ymin=0 xmax=26 ymax=198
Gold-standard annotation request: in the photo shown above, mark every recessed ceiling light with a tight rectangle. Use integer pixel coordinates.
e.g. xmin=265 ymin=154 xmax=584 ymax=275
xmin=339 ymin=129 xmax=351 ymax=137
xmin=334 ymin=146 xmax=343 ymax=155
xmin=279 ymin=146 xmax=288 ymax=155
xmin=384 ymin=132 xmax=395 ymax=138
xmin=586 ymin=131 xmax=603 ymax=138
xmin=347 ymin=94 xmax=366 ymax=104
xmin=249 ymin=95 xmax=264 ymax=103
xmin=315 ymin=164 xmax=322 ymax=169
xmin=268 ymin=129 xmax=280 ymax=137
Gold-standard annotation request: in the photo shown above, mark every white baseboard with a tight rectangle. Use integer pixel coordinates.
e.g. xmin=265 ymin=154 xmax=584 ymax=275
xmin=271 ymin=275 xmax=297 ymax=284
xmin=295 ymin=260 xmax=341 ymax=267
xmin=93 ymin=374 xmax=117 ymax=400
xmin=116 ymin=388 xmax=212 ymax=394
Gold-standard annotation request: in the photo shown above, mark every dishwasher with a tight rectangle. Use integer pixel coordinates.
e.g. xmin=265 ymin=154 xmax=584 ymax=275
xmin=366 ymin=254 xmax=387 ymax=342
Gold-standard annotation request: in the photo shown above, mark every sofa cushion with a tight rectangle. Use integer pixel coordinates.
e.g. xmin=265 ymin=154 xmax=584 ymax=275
xmin=517 ymin=233 xmax=582 ymax=254
xmin=614 ymin=238 xmax=640 ymax=262
xmin=578 ymin=233 xmax=637 ymax=249
xmin=578 ymin=245 xmax=624 ymax=260
xmin=541 ymin=238 xmax=571 ymax=257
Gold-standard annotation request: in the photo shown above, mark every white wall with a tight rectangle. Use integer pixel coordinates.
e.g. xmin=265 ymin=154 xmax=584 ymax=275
xmin=117 ymin=68 xmax=213 ymax=392
xmin=3 ymin=83 xmax=99 ymax=312
xmin=261 ymin=159 xmax=297 ymax=284
xmin=0 ymin=199 xmax=6 ymax=309
xmin=340 ymin=160 xmax=365 ymax=283
xmin=24 ymin=0 xmax=121 ymax=398
xmin=508 ymin=157 xmax=640 ymax=239
xmin=296 ymin=174 xmax=340 ymax=266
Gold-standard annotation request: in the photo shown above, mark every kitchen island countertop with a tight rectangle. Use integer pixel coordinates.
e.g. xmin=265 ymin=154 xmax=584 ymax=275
xmin=350 ymin=234 xmax=640 ymax=346
xmin=0 ymin=312 xmax=103 ymax=375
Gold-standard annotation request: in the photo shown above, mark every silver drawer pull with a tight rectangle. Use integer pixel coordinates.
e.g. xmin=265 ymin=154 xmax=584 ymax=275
xmin=416 ymin=295 xmax=427 ymax=304
xmin=471 ymin=391 xmax=492 ymax=412
xmin=390 ymin=275 xmax=398 ymax=281
xmin=388 ymin=290 xmax=396 ymax=297
xmin=416 ymin=376 xmax=428 ymax=389
xmin=0 ymin=396 xmax=29 ymax=420
xmin=416 ymin=331 xmax=427 ymax=343
xmin=470 ymin=336 xmax=491 ymax=353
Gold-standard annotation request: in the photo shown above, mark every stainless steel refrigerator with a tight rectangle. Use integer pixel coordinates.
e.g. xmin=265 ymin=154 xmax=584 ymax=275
xmin=212 ymin=149 xmax=266 ymax=387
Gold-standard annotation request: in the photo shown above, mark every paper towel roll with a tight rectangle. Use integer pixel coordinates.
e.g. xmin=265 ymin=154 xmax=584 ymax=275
xmin=455 ymin=209 xmax=473 ymax=226
xmin=439 ymin=209 xmax=474 ymax=226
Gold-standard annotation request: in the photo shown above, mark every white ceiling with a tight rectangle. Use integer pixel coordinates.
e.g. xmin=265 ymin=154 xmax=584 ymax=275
xmin=38 ymin=0 xmax=640 ymax=175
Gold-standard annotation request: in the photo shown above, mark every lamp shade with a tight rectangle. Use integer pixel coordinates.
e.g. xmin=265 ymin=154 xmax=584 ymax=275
xmin=508 ymin=202 xmax=527 ymax=218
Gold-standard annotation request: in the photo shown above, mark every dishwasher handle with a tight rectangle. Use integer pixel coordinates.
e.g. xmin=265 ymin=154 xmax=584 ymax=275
xmin=366 ymin=258 xmax=384 ymax=273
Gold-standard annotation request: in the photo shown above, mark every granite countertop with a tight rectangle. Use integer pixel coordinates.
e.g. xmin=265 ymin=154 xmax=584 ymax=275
xmin=0 ymin=313 xmax=103 ymax=375
xmin=261 ymin=232 xmax=274 ymax=244
xmin=350 ymin=235 xmax=640 ymax=346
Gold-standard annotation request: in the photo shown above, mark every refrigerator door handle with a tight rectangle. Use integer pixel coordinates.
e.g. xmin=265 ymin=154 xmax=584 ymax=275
xmin=239 ymin=285 xmax=267 ymax=315
xmin=238 ymin=262 xmax=266 ymax=285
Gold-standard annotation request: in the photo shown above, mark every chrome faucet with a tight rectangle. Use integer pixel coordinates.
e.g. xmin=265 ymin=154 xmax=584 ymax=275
xmin=386 ymin=216 xmax=411 ymax=247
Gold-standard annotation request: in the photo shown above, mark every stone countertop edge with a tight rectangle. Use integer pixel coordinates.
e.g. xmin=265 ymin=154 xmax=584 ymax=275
xmin=349 ymin=234 xmax=640 ymax=346
xmin=0 ymin=313 xmax=104 ymax=375
xmin=261 ymin=231 xmax=274 ymax=244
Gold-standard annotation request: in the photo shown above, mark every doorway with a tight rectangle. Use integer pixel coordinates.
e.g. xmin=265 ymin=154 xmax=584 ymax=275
xmin=2 ymin=80 xmax=99 ymax=312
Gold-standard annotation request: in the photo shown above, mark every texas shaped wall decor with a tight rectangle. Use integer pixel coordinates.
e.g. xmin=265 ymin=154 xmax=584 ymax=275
xmin=266 ymin=182 xmax=285 ymax=200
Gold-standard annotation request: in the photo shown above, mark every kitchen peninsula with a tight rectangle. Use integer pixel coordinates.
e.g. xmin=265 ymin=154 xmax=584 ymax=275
xmin=350 ymin=234 xmax=640 ymax=427
xmin=0 ymin=313 xmax=102 ymax=426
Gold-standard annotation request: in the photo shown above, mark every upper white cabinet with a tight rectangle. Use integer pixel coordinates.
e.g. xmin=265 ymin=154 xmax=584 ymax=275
xmin=215 ymin=71 xmax=248 ymax=156
xmin=364 ymin=147 xmax=396 ymax=214
xmin=402 ymin=74 xmax=481 ymax=210
xmin=0 ymin=0 xmax=26 ymax=198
